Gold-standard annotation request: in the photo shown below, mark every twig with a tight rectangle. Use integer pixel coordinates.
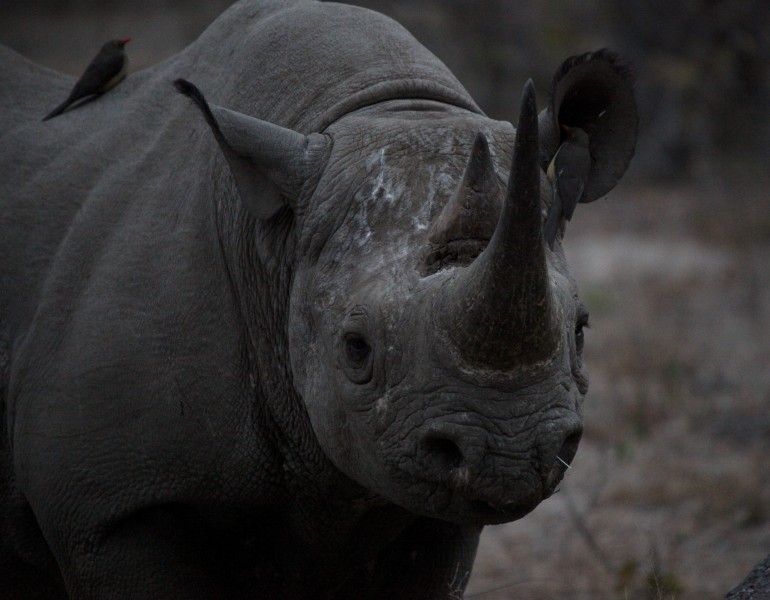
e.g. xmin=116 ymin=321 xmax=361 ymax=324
xmin=563 ymin=485 xmax=617 ymax=576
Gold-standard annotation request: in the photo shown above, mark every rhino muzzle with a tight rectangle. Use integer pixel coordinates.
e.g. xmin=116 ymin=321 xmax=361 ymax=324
xmin=434 ymin=81 xmax=559 ymax=371
xmin=411 ymin=410 xmax=582 ymax=521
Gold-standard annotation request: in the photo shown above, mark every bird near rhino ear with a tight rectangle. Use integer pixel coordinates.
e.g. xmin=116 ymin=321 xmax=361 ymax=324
xmin=173 ymin=79 xmax=331 ymax=220
xmin=538 ymin=49 xmax=638 ymax=204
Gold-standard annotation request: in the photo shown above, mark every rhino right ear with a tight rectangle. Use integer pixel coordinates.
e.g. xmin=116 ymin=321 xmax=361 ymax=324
xmin=174 ymin=79 xmax=330 ymax=220
xmin=538 ymin=50 xmax=638 ymax=203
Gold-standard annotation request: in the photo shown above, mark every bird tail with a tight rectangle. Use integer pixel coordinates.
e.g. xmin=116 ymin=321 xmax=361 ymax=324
xmin=42 ymin=99 xmax=71 ymax=121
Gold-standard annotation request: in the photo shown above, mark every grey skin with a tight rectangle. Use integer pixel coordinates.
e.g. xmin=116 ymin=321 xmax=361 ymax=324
xmin=42 ymin=37 xmax=130 ymax=121
xmin=0 ymin=1 xmax=637 ymax=598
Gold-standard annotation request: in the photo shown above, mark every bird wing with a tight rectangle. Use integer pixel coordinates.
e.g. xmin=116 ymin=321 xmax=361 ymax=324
xmin=556 ymin=174 xmax=585 ymax=222
xmin=555 ymin=155 xmax=590 ymax=222
xmin=69 ymin=50 xmax=125 ymax=100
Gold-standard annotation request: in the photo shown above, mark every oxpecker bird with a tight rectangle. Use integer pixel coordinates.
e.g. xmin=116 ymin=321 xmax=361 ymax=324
xmin=543 ymin=125 xmax=591 ymax=249
xmin=43 ymin=38 xmax=131 ymax=121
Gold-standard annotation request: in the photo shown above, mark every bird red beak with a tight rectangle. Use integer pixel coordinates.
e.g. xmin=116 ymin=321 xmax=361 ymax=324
xmin=122 ymin=37 xmax=132 ymax=44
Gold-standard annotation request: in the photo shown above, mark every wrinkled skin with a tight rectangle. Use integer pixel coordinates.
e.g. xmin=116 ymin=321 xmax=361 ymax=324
xmin=291 ymin=110 xmax=585 ymax=522
xmin=0 ymin=0 xmax=636 ymax=598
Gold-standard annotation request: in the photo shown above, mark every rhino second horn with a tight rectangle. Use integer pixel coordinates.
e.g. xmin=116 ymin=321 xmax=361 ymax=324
xmin=438 ymin=80 xmax=558 ymax=371
xmin=428 ymin=132 xmax=501 ymax=245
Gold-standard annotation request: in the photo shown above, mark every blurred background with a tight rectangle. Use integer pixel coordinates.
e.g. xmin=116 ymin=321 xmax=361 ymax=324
xmin=3 ymin=1 xmax=769 ymax=597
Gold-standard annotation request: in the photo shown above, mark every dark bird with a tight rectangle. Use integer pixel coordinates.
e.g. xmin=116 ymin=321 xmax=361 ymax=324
xmin=543 ymin=125 xmax=591 ymax=249
xmin=42 ymin=38 xmax=131 ymax=121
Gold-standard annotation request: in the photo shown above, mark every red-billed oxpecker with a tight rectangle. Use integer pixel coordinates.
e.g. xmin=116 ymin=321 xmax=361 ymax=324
xmin=42 ymin=38 xmax=131 ymax=121
xmin=543 ymin=125 xmax=591 ymax=249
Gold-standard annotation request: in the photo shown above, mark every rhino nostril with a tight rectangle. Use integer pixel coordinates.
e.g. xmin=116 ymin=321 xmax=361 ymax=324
xmin=422 ymin=435 xmax=464 ymax=471
xmin=555 ymin=430 xmax=582 ymax=468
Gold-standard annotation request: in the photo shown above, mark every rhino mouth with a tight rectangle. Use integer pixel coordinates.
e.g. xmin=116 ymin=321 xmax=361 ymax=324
xmin=408 ymin=478 xmax=546 ymax=526
xmin=383 ymin=424 xmax=578 ymax=525
xmin=467 ymin=498 xmax=540 ymax=522
xmin=388 ymin=453 xmax=554 ymax=526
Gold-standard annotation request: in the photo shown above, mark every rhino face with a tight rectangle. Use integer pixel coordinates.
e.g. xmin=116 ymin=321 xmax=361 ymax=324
xmin=175 ymin=50 xmax=636 ymax=525
xmin=288 ymin=94 xmax=585 ymax=525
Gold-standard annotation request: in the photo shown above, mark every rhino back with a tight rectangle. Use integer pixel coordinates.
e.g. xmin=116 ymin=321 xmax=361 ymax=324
xmin=162 ymin=0 xmax=480 ymax=129
xmin=0 ymin=0 xmax=479 ymax=332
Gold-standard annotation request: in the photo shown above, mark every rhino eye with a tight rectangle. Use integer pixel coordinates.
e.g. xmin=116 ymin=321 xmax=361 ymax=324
xmin=575 ymin=313 xmax=589 ymax=353
xmin=345 ymin=333 xmax=370 ymax=364
xmin=340 ymin=308 xmax=375 ymax=383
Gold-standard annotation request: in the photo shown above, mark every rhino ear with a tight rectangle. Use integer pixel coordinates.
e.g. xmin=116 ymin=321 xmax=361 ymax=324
xmin=174 ymin=79 xmax=330 ymax=220
xmin=538 ymin=50 xmax=638 ymax=203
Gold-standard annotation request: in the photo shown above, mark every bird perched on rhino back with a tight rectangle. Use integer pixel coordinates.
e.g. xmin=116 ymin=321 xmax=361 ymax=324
xmin=543 ymin=124 xmax=591 ymax=248
xmin=42 ymin=37 xmax=131 ymax=121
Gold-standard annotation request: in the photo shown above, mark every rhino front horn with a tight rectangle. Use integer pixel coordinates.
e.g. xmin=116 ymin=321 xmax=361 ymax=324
xmin=438 ymin=80 xmax=558 ymax=371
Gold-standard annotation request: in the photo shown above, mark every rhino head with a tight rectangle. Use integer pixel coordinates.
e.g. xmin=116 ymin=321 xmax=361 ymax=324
xmin=175 ymin=50 xmax=637 ymax=525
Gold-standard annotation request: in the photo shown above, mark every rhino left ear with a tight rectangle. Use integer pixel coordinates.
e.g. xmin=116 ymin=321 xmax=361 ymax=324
xmin=538 ymin=49 xmax=638 ymax=203
xmin=174 ymin=79 xmax=330 ymax=220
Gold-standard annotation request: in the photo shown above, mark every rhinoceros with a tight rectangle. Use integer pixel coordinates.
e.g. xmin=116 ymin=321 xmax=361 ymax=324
xmin=0 ymin=0 xmax=637 ymax=598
